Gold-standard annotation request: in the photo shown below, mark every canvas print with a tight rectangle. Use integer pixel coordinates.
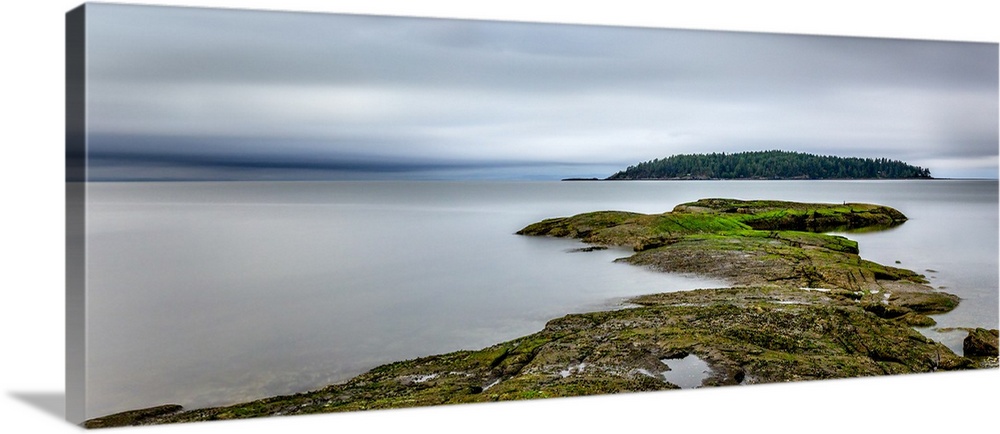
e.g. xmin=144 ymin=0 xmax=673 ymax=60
xmin=66 ymin=3 xmax=999 ymax=428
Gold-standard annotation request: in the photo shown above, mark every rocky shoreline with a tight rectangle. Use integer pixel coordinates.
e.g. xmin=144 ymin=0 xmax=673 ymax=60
xmin=84 ymin=199 xmax=998 ymax=428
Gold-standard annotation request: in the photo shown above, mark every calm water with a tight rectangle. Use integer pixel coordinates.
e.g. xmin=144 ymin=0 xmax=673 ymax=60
xmin=84 ymin=180 xmax=998 ymax=418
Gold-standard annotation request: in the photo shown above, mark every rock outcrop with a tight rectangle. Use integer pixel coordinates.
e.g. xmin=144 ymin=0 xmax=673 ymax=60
xmin=84 ymin=199 xmax=984 ymax=428
xmin=963 ymin=328 xmax=999 ymax=357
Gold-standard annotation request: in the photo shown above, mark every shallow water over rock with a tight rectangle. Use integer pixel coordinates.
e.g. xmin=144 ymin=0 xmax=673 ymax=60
xmin=660 ymin=354 xmax=712 ymax=389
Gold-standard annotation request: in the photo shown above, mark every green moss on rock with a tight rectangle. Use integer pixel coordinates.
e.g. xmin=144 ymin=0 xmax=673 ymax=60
xmin=83 ymin=404 xmax=183 ymax=428
xmin=963 ymin=328 xmax=999 ymax=358
xmin=107 ymin=286 xmax=971 ymax=427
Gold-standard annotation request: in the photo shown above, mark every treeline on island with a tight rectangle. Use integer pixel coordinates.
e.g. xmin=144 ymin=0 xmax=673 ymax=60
xmin=606 ymin=150 xmax=932 ymax=180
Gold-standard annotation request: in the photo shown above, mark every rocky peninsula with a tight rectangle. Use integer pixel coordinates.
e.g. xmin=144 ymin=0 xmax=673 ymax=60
xmin=84 ymin=199 xmax=997 ymax=428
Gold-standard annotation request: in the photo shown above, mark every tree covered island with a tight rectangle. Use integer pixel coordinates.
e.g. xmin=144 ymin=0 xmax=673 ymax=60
xmin=606 ymin=150 xmax=932 ymax=180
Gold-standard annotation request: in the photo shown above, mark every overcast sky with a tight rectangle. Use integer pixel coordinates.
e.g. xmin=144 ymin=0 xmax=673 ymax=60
xmin=83 ymin=3 xmax=998 ymax=180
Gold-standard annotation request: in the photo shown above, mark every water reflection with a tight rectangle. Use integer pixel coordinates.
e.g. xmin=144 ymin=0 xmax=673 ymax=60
xmin=659 ymin=354 xmax=712 ymax=389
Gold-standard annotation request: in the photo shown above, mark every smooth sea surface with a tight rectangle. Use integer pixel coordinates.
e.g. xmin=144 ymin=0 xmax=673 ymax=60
xmin=84 ymin=180 xmax=998 ymax=418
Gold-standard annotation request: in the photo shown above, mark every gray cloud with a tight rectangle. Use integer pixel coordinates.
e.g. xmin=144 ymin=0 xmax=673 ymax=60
xmin=85 ymin=3 xmax=998 ymax=180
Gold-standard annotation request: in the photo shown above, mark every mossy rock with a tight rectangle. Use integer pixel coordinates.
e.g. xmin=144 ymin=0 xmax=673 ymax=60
xmin=84 ymin=199 xmax=981 ymax=428
xmin=963 ymin=328 xmax=999 ymax=357
xmin=83 ymin=404 xmax=183 ymax=428
xmin=671 ymin=199 xmax=907 ymax=232
xmin=888 ymin=290 xmax=960 ymax=314
xmin=95 ymin=286 xmax=975 ymax=427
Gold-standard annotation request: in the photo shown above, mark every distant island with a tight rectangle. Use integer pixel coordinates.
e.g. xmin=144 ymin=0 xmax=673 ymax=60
xmin=604 ymin=150 xmax=932 ymax=180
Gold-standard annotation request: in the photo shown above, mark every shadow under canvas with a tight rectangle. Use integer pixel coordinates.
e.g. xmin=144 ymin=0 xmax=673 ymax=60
xmin=9 ymin=392 xmax=66 ymax=422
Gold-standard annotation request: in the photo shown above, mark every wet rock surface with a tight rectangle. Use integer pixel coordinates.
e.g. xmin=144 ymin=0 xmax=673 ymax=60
xmin=963 ymin=328 xmax=999 ymax=357
xmin=83 ymin=404 xmax=183 ymax=428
